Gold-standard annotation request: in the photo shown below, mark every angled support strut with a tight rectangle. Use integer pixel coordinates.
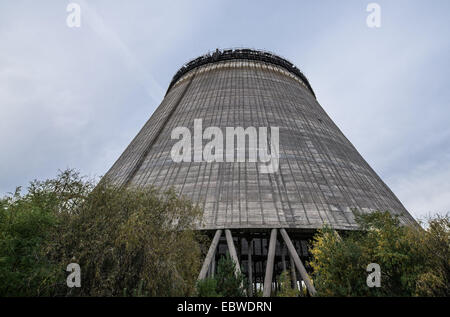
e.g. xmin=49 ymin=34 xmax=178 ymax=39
xmin=198 ymin=229 xmax=222 ymax=280
xmin=280 ymin=228 xmax=317 ymax=296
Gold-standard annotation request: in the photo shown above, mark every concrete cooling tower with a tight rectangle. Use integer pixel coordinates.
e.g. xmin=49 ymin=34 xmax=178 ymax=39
xmin=103 ymin=49 xmax=415 ymax=296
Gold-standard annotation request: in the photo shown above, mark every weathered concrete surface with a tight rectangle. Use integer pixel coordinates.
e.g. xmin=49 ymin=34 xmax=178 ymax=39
xmin=104 ymin=49 xmax=416 ymax=231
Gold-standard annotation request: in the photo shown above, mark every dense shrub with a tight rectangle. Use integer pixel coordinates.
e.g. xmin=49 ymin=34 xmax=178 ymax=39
xmin=0 ymin=169 xmax=206 ymax=296
xmin=196 ymin=254 xmax=246 ymax=297
xmin=275 ymin=271 xmax=302 ymax=297
xmin=196 ymin=277 xmax=220 ymax=297
xmin=309 ymin=211 xmax=449 ymax=296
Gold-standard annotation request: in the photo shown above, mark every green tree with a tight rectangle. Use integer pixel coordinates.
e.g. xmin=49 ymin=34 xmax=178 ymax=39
xmin=0 ymin=169 xmax=206 ymax=297
xmin=196 ymin=254 xmax=246 ymax=297
xmin=0 ymin=169 xmax=91 ymax=296
xmin=49 ymin=180 xmax=205 ymax=296
xmin=309 ymin=211 xmax=449 ymax=296
xmin=414 ymin=215 xmax=449 ymax=296
xmin=196 ymin=277 xmax=220 ymax=297
xmin=276 ymin=270 xmax=301 ymax=297
xmin=215 ymin=254 xmax=246 ymax=297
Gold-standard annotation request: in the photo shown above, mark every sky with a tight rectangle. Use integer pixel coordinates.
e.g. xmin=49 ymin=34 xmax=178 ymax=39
xmin=0 ymin=1 xmax=449 ymax=220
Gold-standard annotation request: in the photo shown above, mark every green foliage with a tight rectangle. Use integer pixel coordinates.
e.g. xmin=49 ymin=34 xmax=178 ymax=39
xmin=196 ymin=278 xmax=220 ymax=297
xmin=215 ymin=254 xmax=246 ymax=297
xmin=52 ymin=181 xmax=204 ymax=296
xmin=309 ymin=211 xmax=450 ymax=296
xmin=196 ymin=254 xmax=246 ymax=297
xmin=276 ymin=270 xmax=301 ymax=297
xmin=0 ymin=169 xmax=91 ymax=296
xmin=0 ymin=169 xmax=205 ymax=297
xmin=414 ymin=215 xmax=449 ymax=296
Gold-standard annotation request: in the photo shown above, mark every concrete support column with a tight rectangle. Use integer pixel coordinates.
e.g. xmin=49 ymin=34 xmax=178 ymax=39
xmin=225 ymin=229 xmax=241 ymax=275
xmin=198 ymin=229 xmax=222 ymax=280
xmin=281 ymin=245 xmax=287 ymax=272
xmin=247 ymin=239 xmax=253 ymax=297
xmin=263 ymin=228 xmax=277 ymax=297
xmin=210 ymin=250 xmax=216 ymax=278
xmin=280 ymin=228 xmax=317 ymax=296
xmin=289 ymin=254 xmax=298 ymax=290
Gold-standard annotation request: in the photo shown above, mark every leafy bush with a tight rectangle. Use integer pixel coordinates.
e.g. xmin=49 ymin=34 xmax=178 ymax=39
xmin=414 ymin=215 xmax=449 ymax=296
xmin=0 ymin=169 xmax=92 ymax=296
xmin=309 ymin=211 xmax=449 ymax=296
xmin=275 ymin=270 xmax=301 ymax=297
xmin=0 ymin=169 xmax=205 ymax=296
xmin=214 ymin=254 xmax=246 ymax=297
xmin=196 ymin=254 xmax=246 ymax=297
xmin=0 ymin=188 xmax=60 ymax=296
xmin=196 ymin=278 xmax=220 ymax=297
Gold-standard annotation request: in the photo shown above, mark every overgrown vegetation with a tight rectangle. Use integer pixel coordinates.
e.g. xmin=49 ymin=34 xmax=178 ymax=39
xmin=1 ymin=170 xmax=448 ymax=297
xmin=0 ymin=169 xmax=205 ymax=296
xmin=309 ymin=211 xmax=450 ymax=296
xmin=196 ymin=254 xmax=246 ymax=297
xmin=275 ymin=270 xmax=302 ymax=297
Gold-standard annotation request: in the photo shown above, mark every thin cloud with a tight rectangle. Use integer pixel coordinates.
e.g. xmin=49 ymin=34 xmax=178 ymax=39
xmin=79 ymin=0 xmax=165 ymax=103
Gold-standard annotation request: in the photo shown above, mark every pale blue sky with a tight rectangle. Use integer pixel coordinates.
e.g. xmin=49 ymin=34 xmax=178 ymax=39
xmin=1 ymin=1 xmax=449 ymax=219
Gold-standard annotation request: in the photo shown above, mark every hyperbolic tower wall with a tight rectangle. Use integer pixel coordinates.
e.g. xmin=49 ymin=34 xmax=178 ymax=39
xmin=103 ymin=49 xmax=415 ymax=296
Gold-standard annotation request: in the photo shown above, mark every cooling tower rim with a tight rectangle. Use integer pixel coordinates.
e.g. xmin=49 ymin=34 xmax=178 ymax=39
xmin=166 ymin=48 xmax=316 ymax=98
